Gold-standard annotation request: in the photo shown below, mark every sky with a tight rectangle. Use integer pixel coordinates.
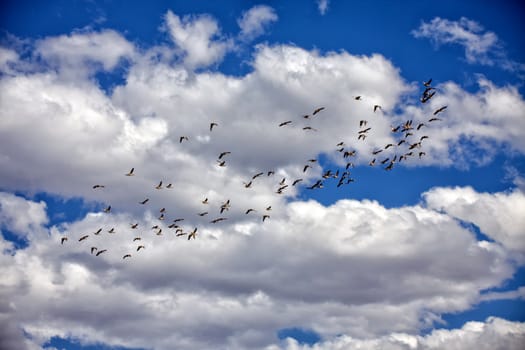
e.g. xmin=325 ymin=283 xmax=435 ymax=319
xmin=0 ymin=0 xmax=525 ymax=349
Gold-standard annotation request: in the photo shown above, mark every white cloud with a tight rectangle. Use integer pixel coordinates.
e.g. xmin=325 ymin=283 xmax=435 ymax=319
xmin=317 ymin=0 xmax=329 ymax=15
xmin=423 ymin=186 xmax=525 ymax=257
xmin=412 ymin=17 xmax=524 ymax=73
xmin=277 ymin=317 xmax=525 ymax=350
xmin=238 ymin=5 xmax=278 ymax=41
xmin=0 ymin=187 xmax=520 ymax=349
xmin=35 ymin=29 xmax=135 ymax=78
xmin=0 ymin=192 xmax=48 ymax=236
xmin=164 ymin=10 xmax=233 ymax=68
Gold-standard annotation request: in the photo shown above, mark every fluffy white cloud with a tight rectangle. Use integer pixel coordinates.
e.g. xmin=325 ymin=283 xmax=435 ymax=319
xmin=238 ymin=5 xmax=278 ymax=41
xmin=35 ymin=29 xmax=135 ymax=78
xmin=164 ymin=10 xmax=233 ymax=68
xmin=0 ymin=187 xmax=520 ymax=349
xmin=277 ymin=317 xmax=525 ymax=350
xmin=0 ymin=192 xmax=48 ymax=236
xmin=423 ymin=186 xmax=525 ymax=256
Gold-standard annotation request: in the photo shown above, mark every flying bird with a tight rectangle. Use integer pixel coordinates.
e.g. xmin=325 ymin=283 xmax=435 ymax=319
xmin=267 ymin=171 xmax=275 ymax=176
xmin=210 ymin=122 xmax=218 ymax=131
xmin=354 ymin=96 xmax=362 ymax=100
xmin=137 ymin=245 xmax=145 ymax=251
xmin=125 ymin=168 xmax=135 ymax=176
xmin=279 ymin=121 xmax=292 ymax=127
xmin=139 ymin=198 xmax=149 ymax=205
xmin=78 ymin=235 xmax=89 ymax=242
xmin=96 ymin=249 xmax=107 ymax=256
xmin=428 ymin=117 xmax=442 ymax=122
xmin=245 ymin=209 xmax=256 ymax=214
xmin=423 ymin=78 xmax=432 ymax=87
xmin=302 ymin=126 xmax=317 ymax=131
xmin=210 ymin=218 xmax=227 ymax=224
xmin=359 ymin=120 xmax=367 ymax=127
xmin=188 ymin=228 xmax=197 ymax=240
xmin=292 ymin=179 xmax=303 ymax=186
xmin=160 ymin=207 xmax=166 ymax=213
xmin=94 ymin=228 xmax=102 ymax=235
xmin=243 ymin=181 xmax=253 ymax=188
xmin=312 ymin=107 xmax=325 ymax=115
xmin=92 ymin=185 xmax=105 ymax=189
xmin=103 ymin=205 xmax=111 ymax=213
xmin=130 ymin=223 xmax=139 ymax=229
xmin=202 ymin=198 xmax=209 ymax=204
xmin=91 ymin=247 xmax=97 ymax=254
xmin=373 ymin=105 xmax=382 ymax=112
xmin=123 ymin=254 xmax=132 ymax=259
xmin=180 ymin=136 xmax=189 ymax=143
xmin=61 ymin=237 xmax=68 ymax=244
xmin=303 ymin=164 xmax=311 ymax=172
xmin=108 ymin=228 xmax=115 ymax=233
xmin=166 ymin=183 xmax=173 ymax=189
xmin=252 ymin=172 xmax=264 ymax=180
xmin=262 ymin=215 xmax=270 ymax=222
xmin=198 ymin=212 xmax=208 ymax=216
xmin=218 ymin=151 xmax=231 ymax=159
xmin=155 ymin=181 xmax=163 ymax=189
xmin=433 ymin=106 xmax=448 ymax=115
xmin=217 ymin=160 xmax=226 ymax=167
xmin=133 ymin=237 xmax=141 ymax=242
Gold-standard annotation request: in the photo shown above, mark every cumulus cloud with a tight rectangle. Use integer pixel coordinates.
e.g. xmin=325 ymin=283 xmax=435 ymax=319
xmin=164 ymin=10 xmax=233 ymax=68
xmin=412 ymin=17 xmax=524 ymax=73
xmin=35 ymin=29 xmax=135 ymax=78
xmin=277 ymin=317 xmax=525 ymax=350
xmin=1 ymin=10 xmax=525 ymax=350
xmin=423 ymin=186 xmax=525 ymax=257
xmin=238 ymin=5 xmax=278 ymax=41
xmin=0 ymin=187 xmax=520 ymax=349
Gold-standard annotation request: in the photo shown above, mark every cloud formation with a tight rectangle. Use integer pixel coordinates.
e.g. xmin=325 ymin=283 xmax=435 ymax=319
xmin=238 ymin=5 xmax=278 ymax=41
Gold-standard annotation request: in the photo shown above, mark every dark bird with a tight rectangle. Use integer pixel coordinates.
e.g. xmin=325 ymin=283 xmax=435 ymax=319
xmin=180 ymin=136 xmax=189 ymax=143
xmin=428 ymin=117 xmax=442 ymax=122
xmin=359 ymin=120 xmax=367 ymax=128
xmin=188 ymin=228 xmax=197 ymax=240
xmin=385 ymin=143 xmax=394 ymax=149
xmin=198 ymin=212 xmax=208 ymax=216
xmin=420 ymin=135 xmax=429 ymax=141
xmin=133 ymin=237 xmax=141 ymax=241
xmin=344 ymin=150 xmax=356 ymax=158
xmin=96 ymin=249 xmax=107 ymax=256
xmin=155 ymin=228 xmax=162 ymax=236
xmin=373 ymin=149 xmax=383 ymax=155
xmin=276 ymin=185 xmax=288 ymax=193
xmin=336 ymin=141 xmax=345 ymax=147
xmin=130 ymin=223 xmax=139 ymax=229
xmin=125 ymin=168 xmax=135 ymax=176
xmin=423 ymin=78 xmax=432 ymax=87
xmin=92 ymin=185 xmax=105 ymax=189
xmin=419 ymin=151 xmax=426 ymax=158
xmin=158 ymin=213 xmax=165 ymax=220
xmin=312 ymin=107 xmax=325 ymax=115
xmin=380 ymin=158 xmax=390 ymax=164
xmin=369 ymin=158 xmax=376 ymax=166
xmin=218 ymin=151 xmax=231 ymax=159
xmin=202 ymin=198 xmax=209 ymax=204
xmin=245 ymin=209 xmax=256 ymax=214
xmin=303 ymin=126 xmax=317 ymax=131
xmin=391 ymin=125 xmax=400 ymax=132
xmin=292 ymin=179 xmax=303 ymax=186
xmin=210 ymin=218 xmax=227 ymax=224
xmin=78 ymin=235 xmax=89 ymax=242
xmin=217 ymin=160 xmax=226 ymax=167
xmin=108 ymin=228 xmax=115 ymax=233
xmin=308 ymin=159 xmax=317 ymax=163
xmin=409 ymin=142 xmax=421 ymax=150
xmin=433 ymin=106 xmax=447 ymax=115
xmin=152 ymin=225 xmax=160 ymax=230
xmin=139 ymin=198 xmax=149 ymax=205
xmin=155 ymin=181 xmax=163 ymax=189
xmin=160 ymin=208 xmax=166 ymax=213
xmin=345 ymin=162 xmax=354 ymax=169
xmin=373 ymin=105 xmax=382 ymax=113
xmin=173 ymin=218 xmax=185 ymax=223
xmin=279 ymin=121 xmax=292 ymax=127
xmin=266 ymin=206 xmax=272 ymax=211
xmin=123 ymin=254 xmax=132 ymax=259
xmin=166 ymin=183 xmax=173 ymax=189
xmin=337 ymin=147 xmax=345 ymax=152
xmin=252 ymin=172 xmax=264 ymax=179
xmin=307 ymin=180 xmax=323 ymax=189
xmin=137 ymin=245 xmax=145 ymax=251
xmin=358 ymin=134 xmax=366 ymax=141
xmin=267 ymin=171 xmax=275 ymax=176
xmin=417 ymin=123 xmax=426 ymax=130
xmin=405 ymin=132 xmax=414 ymax=138
xmin=91 ymin=247 xmax=97 ymax=254
xmin=210 ymin=122 xmax=218 ymax=131
xmin=61 ymin=237 xmax=68 ymax=244
xmin=397 ymin=139 xmax=406 ymax=146
xmin=358 ymin=127 xmax=371 ymax=134
xmin=420 ymin=91 xmax=435 ymax=103
xmin=385 ymin=162 xmax=394 ymax=171
xmin=262 ymin=215 xmax=270 ymax=222
xmin=103 ymin=205 xmax=111 ymax=213
xmin=354 ymin=96 xmax=362 ymax=100
xmin=94 ymin=228 xmax=102 ymax=235
xmin=243 ymin=181 xmax=253 ymax=188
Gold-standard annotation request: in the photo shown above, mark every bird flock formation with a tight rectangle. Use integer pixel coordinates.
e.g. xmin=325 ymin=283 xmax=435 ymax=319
xmin=60 ymin=78 xmax=446 ymax=260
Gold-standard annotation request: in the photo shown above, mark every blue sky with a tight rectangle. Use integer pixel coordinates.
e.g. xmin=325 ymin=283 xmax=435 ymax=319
xmin=1 ymin=1 xmax=524 ymax=349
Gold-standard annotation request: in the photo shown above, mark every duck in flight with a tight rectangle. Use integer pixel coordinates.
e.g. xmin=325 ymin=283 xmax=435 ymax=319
xmin=125 ymin=168 xmax=135 ymax=176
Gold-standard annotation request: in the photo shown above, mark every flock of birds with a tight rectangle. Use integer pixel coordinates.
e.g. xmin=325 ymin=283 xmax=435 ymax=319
xmin=60 ymin=78 xmax=447 ymax=260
